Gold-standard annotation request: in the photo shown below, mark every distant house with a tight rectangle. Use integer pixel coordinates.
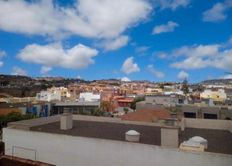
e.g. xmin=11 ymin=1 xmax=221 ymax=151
xmin=79 ymin=92 xmax=100 ymax=102
xmin=52 ymin=101 xmax=100 ymax=115
xmin=200 ymin=89 xmax=227 ymax=102
xmin=36 ymin=91 xmax=61 ymax=102
xmin=136 ymin=94 xmax=185 ymax=110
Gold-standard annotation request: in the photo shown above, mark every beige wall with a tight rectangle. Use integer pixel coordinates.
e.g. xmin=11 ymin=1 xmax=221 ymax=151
xmin=183 ymin=118 xmax=232 ymax=132
xmin=161 ymin=127 xmax=179 ymax=148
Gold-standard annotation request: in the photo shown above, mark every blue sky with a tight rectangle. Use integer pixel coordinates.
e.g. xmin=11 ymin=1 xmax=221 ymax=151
xmin=0 ymin=0 xmax=231 ymax=82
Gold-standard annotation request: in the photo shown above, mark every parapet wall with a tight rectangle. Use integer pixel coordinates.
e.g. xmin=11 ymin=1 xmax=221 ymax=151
xmin=183 ymin=118 xmax=232 ymax=132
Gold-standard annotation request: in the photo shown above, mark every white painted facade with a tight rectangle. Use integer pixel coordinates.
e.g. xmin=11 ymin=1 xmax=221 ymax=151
xmin=3 ymin=128 xmax=232 ymax=166
xmin=36 ymin=91 xmax=61 ymax=102
xmin=79 ymin=92 xmax=100 ymax=102
xmin=200 ymin=89 xmax=227 ymax=101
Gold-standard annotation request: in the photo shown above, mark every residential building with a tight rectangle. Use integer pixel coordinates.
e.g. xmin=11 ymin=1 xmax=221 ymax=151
xmin=36 ymin=91 xmax=61 ymax=102
xmin=200 ymin=89 xmax=227 ymax=102
xmin=79 ymin=92 xmax=100 ymax=102
xmin=52 ymin=101 xmax=100 ymax=115
xmin=120 ymin=109 xmax=171 ymax=123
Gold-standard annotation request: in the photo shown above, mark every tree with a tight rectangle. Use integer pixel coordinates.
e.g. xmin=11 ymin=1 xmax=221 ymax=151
xmin=100 ymin=101 xmax=113 ymax=112
xmin=0 ymin=112 xmax=35 ymax=131
xmin=181 ymin=79 xmax=189 ymax=95
xmin=130 ymin=96 xmax=145 ymax=110
xmin=123 ymin=108 xmax=129 ymax=114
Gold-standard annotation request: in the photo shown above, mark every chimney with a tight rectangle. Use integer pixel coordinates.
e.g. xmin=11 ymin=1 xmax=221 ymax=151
xmin=180 ymin=118 xmax=185 ymax=131
xmin=125 ymin=130 xmax=140 ymax=142
xmin=60 ymin=113 xmax=73 ymax=130
xmin=161 ymin=126 xmax=179 ymax=148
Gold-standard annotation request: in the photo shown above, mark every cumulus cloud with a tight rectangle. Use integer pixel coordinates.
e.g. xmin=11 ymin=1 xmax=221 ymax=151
xmin=11 ymin=67 xmax=27 ymax=76
xmin=121 ymin=77 xmax=131 ymax=82
xmin=155 ymin=0 xmax=191 ymax=10
xmin=0 ymin=50 xmax=6 ymax=58
xmin=40 ymin=66 xmax=52 ymax=75
xmin=0 ymin=50 xmax=6 ymax=67
xmin=203 ymin=1 xmax=232 ymax=22
xmin=0 ymin=0 xmax=151 ymax=40
xmin=152 ymin=21 xmax=179 ymax=34
xmin=18 ymin=43 xmax=98 ymax=69
xmin=147 ymin=64 xmax=165 ymax=78
xmin=177 ymin=70 xmax=189 ymax=80
xmin=121 ymin=57 xmax=140 ymax=74
xmin=221 ymin=74 xmax=232 ymax=79
xmin=170 ymin=38 xmax=232 ymax=70
xmin=99 ymin=36 xmax=129 ymax=51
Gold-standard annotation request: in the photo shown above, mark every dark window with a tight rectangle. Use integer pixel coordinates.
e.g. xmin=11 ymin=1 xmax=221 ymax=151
xmin=184 ymin=112 xmax=196 ymax=118
xmin=204 ymin=113 xmax=217 ymax=119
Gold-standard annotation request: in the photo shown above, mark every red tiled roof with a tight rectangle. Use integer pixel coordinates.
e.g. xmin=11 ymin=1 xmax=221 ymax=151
xmin=0 ymin=108 xmax=21 ymax=116
xmin=120 ymin=109 xmax=171 ymax=122
xmin=117 ymin=99 xmax=134 ymax=103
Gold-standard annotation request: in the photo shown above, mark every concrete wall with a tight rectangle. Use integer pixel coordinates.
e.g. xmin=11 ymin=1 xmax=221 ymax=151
xmin=3 ymin=128 xmax=232 ymax=166
xmin=184 ymin=118 xmax=232 ymax=132
xmin=161 ymin=127 xmax=179 ymax=148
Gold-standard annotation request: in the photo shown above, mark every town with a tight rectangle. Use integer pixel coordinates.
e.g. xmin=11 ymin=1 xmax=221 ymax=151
xmin=0 ymin=74 xmax=231 ymax=165
xmin=0 ymin=0 xmax=231 ymax=165
xmin=1 ymin=75 xmax=232 ymax=121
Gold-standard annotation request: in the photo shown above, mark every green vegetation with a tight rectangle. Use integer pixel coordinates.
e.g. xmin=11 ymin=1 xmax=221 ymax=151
xmin=100 ymin=101 xmax=113 ymax=112
xmin=91 ymin=108 xmax=104 ymax=116
xmin=123 ymin=107 xmax=129 ymax=114
xmin=181 ymin=79 xmax=189 ymax=95
xmin=130 ymin=96 xmax=145 ymax=110
xmin=0 ymin=112 xmax=36 ymax=129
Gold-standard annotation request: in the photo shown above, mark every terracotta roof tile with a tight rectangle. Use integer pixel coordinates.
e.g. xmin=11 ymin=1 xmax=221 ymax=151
xmin=120 ymin=109 xmax=171 ymax=122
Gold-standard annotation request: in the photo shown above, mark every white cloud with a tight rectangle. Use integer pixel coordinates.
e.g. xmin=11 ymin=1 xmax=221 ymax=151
xmin=0 ymin=50 xmax=6 ymax=58
xmin=135 ymin=46 xmax=150 ymax=53
xmin=203 ymin=3 xmax=226 ymax=22
xmin=0 ymin=61 xmax=3 ymax=67
xmin=121 ymin=57 xmax=140 ymax=74
xmin=147 ymin=64 xmax=165 ymax=78
xmin=100 ymin=36 xmax=129 ymax=51
xmin=11 ymin=67 xmax=27 ymax=76
xmin=40 ymin=66 xmax=52 ymax=75
xmin=0 ymin=0 xmax=151 ymax=40
xmin=155 ymin=0 xmax=191 ymax=10
xmin=18 ymin=43 xmax=98 ymax=69
xmin=203 ymin=1 xmax=232 ymax=22
xmin=221 ymin=74 xmax=232 ymax=79
xmin=121 ymin=77 xmax=131 ymax=82
xmin=177 ymin=70 xmax=189 ymax=80
xmin=152 ymin=21 xmax=179 ymax=34
xmin=0 ymin=50 xmax=6 ymax=67
xmin=170 ymin=38 xmax=232 ymax=70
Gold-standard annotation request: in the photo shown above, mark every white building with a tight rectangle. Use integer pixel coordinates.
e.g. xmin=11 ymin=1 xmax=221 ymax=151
xmin=79 ymin=92 xmax=100 ymax=102
xmin=48 ymin=87 xmax=71 ymax=98
xmin=200 ymin=89 xmax=227 ymax=102
xmin=36 ymin=91 xmax=61 ymax=102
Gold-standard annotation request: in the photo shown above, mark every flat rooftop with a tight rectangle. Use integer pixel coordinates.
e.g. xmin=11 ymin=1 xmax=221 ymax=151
xmin=31 ymin=120 xmax=161 ymax=146
xmin=55 ymin=101 xmax=100 ymax=106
